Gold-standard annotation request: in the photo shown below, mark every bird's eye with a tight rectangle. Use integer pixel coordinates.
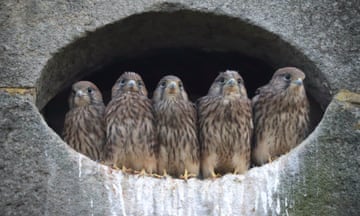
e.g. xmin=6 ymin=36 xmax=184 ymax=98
xmin=237 ymin=79 xmax=242 ymax=84
xmin=71 ymin=89 xmax=76 ymax=95
xmin=218 ymin=77 xmax=225 ymax=84
xmin=120 ymin=79 xmax=126 ymax=85
xmin=87 ymin=87 xmax=93 ymax=93
xmin=160 ymin=81 xmax=166 ymax=88
xmin=137 ymin=80 xmax=143 ymax=86
xmin=179 ymin=82 xmax=183 ymax=88
xmin=284 ymin=74 xmax=291 ymax=81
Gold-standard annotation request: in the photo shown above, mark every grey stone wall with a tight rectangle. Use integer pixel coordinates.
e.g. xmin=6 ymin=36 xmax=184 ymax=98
xmin=1 ymin=0 xmax=359 ymax=215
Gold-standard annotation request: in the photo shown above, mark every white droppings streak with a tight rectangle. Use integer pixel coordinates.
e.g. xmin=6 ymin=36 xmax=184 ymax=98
xmin=254 ymin=188 xmax=259 ymax=213
xmin=78 ymin=155 xmax=82 ymax=178
xmin=90 ymin=199 xmax=94 ymax=216
xmin=69 ymin=148 xmax=303 ymax=215
xmin=104 ymin=168 xmax=127 ymax=216
xmin=261 ymin=191 xmax=268 ymax=214
xmin=276 ymin=197 xmax=281 ymax=214
xmin=116 ymin=172 xmax=127 ymax=216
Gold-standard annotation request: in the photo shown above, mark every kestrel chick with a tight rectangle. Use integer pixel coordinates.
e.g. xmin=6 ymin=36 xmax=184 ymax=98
xmin=198 ymin=70 xmax=253 ymax=178
xmin=63 ymin=81 xmax=105 ymax=161
xmin=103 ymin=72 xmax=157 ymax=175
xmin=252 ymin=67 xmax=310 ymax=165
xmin=153 ymin=75 xmax=200 ymax=179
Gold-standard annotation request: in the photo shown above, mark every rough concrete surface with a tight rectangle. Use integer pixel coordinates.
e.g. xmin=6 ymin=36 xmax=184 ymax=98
xmin=1 ymin=90 xmax=359 ymax=215
xmin=1 ymin=0 xmax=360 ymax=215
xmin=0 ymin=0 xmax=359 ymax=108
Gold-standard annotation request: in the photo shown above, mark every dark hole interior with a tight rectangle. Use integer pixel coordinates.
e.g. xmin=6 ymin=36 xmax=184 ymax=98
xmin=43 ymin=47 xmax=322 ymax=143
xmin=44 ymin=48 xmax=273 ymax=134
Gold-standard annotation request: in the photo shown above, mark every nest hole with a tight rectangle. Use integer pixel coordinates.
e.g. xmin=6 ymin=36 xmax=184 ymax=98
xmin=39 ymin=10 xmax=326 ymax=166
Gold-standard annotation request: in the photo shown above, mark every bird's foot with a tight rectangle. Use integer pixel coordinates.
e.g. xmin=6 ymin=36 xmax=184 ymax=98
xmin=112 ymin=164 xmax=121 ymax=170
xmin=121 ymin=165 xmax=133 ymax=173
xmin=134 ymin=168 xmax=148 ymax=177
xmin=180 ymin=169 xmax=197 ymax=181
xmin=152 ymin=173 xmax=164 ymax=178
xmin=268 ymin=155 xmax=281 ymax=164
xmin=211 ymin=171 xmax=221 ymax=179
xmin=152 ymin=169 xmax=169 ymax=179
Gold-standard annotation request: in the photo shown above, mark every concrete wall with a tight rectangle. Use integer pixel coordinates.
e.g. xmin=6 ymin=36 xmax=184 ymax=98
xmin=0 ymin=1 xmax=359 ymax=215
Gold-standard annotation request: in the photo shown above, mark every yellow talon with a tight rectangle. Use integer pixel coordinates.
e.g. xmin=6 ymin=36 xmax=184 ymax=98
xmin=134 ymin=168 xmax=147 ymax=176
xmin=112 ymin=164 xmax=121 ymax=170
xmin=153 ymin=169 xmax=168 ymax=178
xmin=180 ymin=169 xmax=189 ymax=181
xmin=152 ymin=173 xmax=163 ymax=178
xmin=121 ymin=165 xmax=132 ymax=173
xmin=180 ymin=169 xmax=197 ymax=181
xmin=211 ymin=171 xmax=221 ymax=178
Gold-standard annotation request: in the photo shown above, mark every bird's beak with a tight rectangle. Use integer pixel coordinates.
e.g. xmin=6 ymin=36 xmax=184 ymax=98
xmin=76 ymin=90 xmax=86 ymax=97
xmin=226 ymin=78 xmax=236 ymax=86
xmin=168 ymin=81 xmax=177 ymax=89
xmin=292 ymin=78 xmax=303 ymax=86
xmin=168 ymin=81 xmax=177 ymax=94
xmin=127 ymin=80 xmax=136 ymax=88
xmin=223 ymin=78 xmax=239 ymax=95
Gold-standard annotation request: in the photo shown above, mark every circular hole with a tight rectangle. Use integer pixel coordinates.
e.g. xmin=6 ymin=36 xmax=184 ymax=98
xmin=38 ymin=10 xmax=327 ymax=168
xmin=43 ymin=48 xmax=276 ymax=134
xmin=42 ymin=47 xmax=324 ymax=159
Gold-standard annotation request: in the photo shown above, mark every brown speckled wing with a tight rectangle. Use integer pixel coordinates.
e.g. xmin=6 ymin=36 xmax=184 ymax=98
xmin=154 ymin=99 xmax=199 ymax=177
xmin=63 ymin=104 xmax=105 ymax=161
xmin=104 ymin=93 xmax=157 ymax=172
xmin=198 ymin=95 xmax=252 ymax=176
xmin=251 ymin=82 xmax=310 ymax=165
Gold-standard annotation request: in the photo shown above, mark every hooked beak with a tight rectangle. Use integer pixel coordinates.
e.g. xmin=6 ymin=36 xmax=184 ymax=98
xmin=168 ymin=81 xmax=176 ymax=89
xmin=226 ymin=78 xmax=236 ymax=86
xmin=127 ymin=80 xmax=136 ymax=88
xmin=223 ymin=78 xmax=240 ymax=95
xmin=76 ymin=90 xmax=86 ymax=97
xmin=167 ymin=81 xmax=177 ymax=94
xmin=293 ymin=78 xmax=303 ymax=86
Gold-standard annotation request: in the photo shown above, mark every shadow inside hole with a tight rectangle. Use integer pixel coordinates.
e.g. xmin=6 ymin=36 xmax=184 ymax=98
xmin=43 ymin=48 xmax=323 ymax=147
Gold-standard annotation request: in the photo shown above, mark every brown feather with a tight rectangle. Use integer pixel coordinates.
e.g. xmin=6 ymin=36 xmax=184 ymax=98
xmin=252 ymin=67 xmax=310 ymax=165
xmin=63 ymin=81 xmax=105 ymax=161
xmin=198 ymin=70 xmax=252 ymax=178
xmin=104 ymin=72 xmax=157 ymax=173
xmin=153 ymin=75 xmax=200 ymax=177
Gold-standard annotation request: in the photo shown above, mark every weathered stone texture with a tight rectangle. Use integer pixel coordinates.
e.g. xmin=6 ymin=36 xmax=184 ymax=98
xmin=281 ymin=91 xmax=360 ymax=215
xmin=1 ymin=0 xmax=359 ymax=215
xmin=1 ymin=0 xmax=359 ymax=108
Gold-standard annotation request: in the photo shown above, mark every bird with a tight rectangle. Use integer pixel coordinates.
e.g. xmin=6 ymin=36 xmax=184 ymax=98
xmin=103 ymin=72 xmax=157 ymax=175
xmin=251 ymin=67 xmax=310 ymax=166
xmin=63 ymin=81 xmax=106 ymax=161
xmin=197 ymin=70 xmax=253 ymax=178
xmin=152 ymin=75 xmax=200 ymax=180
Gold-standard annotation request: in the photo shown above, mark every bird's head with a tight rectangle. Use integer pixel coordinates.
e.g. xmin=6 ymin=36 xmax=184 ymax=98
xmin=112 ymin=72 xmax=148 ymax=98
xmin=69 ymin=81 xmax=103 ymax=108
xmin=208 ymin=70 xmax=248 ymax=97
xmin=270 ymin=67 xmax=306 ymax=92
xmin=153 ymin=75 xmax=188 ymax=102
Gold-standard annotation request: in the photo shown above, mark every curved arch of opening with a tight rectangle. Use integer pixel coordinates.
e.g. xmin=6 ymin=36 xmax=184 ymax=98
xmin=36 ymin=10 xmax=328 ymax=148
xmin=37 ymin=10 xmax=330 ymax=109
